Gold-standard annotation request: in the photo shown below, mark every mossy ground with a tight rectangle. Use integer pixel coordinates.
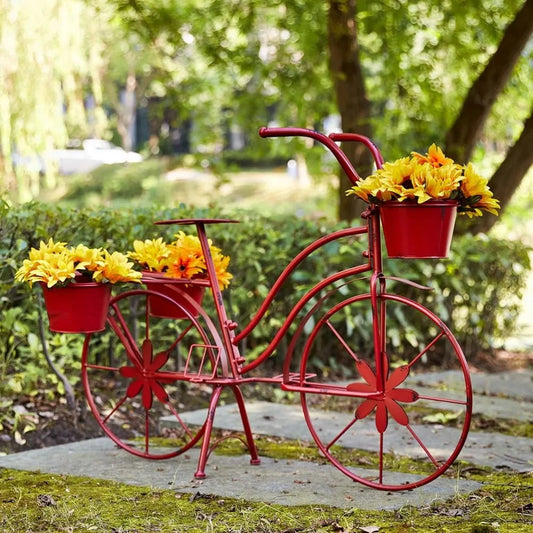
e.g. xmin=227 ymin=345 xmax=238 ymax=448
xmin=1 ymin=434 xmax=531 ymax=533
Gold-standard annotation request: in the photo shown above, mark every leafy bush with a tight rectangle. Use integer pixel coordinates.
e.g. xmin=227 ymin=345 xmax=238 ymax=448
xmin=0 ymin=201 xmax=530 ymax=396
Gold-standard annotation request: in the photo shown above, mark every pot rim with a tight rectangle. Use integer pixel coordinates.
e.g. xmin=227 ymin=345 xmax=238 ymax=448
xmin=379 ymin=199 xmax=459 ymax=208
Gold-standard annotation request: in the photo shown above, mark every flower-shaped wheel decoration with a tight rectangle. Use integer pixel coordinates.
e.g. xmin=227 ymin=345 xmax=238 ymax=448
xmin=120 ymin=340 xmax=171 ymax=410
xmin=346 ymin=359 xmax=419 ymax=433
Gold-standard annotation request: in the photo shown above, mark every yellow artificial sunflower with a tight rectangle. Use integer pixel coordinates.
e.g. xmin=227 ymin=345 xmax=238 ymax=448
xmin=212 ymin=252 xmax=233 ymax=290
xmin=93 ymin=251 xmax=142 ymax=284
xmin=385 ymin=157 xmax=415 ymax=186
xmin=174 ymin=231 xmax=208 ymax=258
xmin=128 ymin=232 xmax=232 ymax=289
xmin=460 ymin=163 xmax=500 ymax=217
xmin=128 ymin=238 xmax=171 ymax=272
xmin=15 ymin=250 xmax=77 ymax=288
xmin=164 ymin=245 xmax=205 ymax=279
xmin=27 ymin=238 xmax=68 ymax=261
xmin=16 ymin=240 xmax=141 ymax=288
xmin=69 ymin=244 xmax=103 ymax=271
xmin=411 ymin=143 xmax=454 ymax=168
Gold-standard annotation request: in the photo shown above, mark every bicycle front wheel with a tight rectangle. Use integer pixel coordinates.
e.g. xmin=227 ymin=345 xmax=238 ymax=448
xmin=299 ymin=293 xmax=472 ymax=491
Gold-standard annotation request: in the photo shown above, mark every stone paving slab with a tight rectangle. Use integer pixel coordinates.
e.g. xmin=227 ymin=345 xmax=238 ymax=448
xmin=169 ymin=401 xmax=532 ymax=472
xmin=0 ymin=438 xmax=481 ymax=510
xmin=409 ymin=370 xmax=533 ymax=402
xmin=411 ymin=386 xmax=532 ymax=422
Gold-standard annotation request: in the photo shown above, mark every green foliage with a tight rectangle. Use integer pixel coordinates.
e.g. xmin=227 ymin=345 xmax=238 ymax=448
xmin=356 ymin=0 xmax=530 ymax=158
xmin=0 ymin=0 xmax=111 ymax=200
xmin=383 ymin=234 xmax=532 ymax=359
xmin=1 ymin=203 xmax=530 ymax=397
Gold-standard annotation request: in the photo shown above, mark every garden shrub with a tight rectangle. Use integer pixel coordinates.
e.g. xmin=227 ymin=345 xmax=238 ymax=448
xmin=0 ymin=201 xmax=530 ymax=396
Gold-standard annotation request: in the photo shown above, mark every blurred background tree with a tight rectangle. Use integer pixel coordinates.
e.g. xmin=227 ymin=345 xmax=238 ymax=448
xmin=0 ymin=0 xmax=531 ymax=224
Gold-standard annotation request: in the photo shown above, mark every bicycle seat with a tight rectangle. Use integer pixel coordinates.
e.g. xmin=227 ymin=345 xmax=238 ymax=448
xmin=155 ymin=218 xmax=240 ymax=226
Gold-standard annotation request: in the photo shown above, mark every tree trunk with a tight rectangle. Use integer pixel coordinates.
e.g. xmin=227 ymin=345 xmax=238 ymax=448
xmin=444 ymin=0 xmax=533 ymax=164
xmin=328 ymin=0 xmax=374 ymax=222
xmin=466 ymin=108 xmax=533 ymax=234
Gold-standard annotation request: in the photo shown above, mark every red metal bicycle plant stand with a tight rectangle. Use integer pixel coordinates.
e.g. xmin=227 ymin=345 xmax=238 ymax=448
xmin=81 ymin=128 xmax=472 ymax=492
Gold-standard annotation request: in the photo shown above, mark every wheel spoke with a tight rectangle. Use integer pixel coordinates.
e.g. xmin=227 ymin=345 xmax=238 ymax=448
xmin=405 ymin=424 xmax=440 ymax=467
xmin=108 ymin=302 xmax=143 ymax=367
xmin=145 ymin=410 xmax=150 ymax=454
xmin=102 ymin=394 xmax=129 ymax=425
xmin=406 ymin=331 xmax=446 ymax=370
xmin=325 ymin=415 xmax=359 ymax=451
xmin=326 ymin=319 xmax=361 ymax=364
xmin=416 ymin=394 xmax=469 ymax=406
xmin=166 ymin=400 xmax=195 ymax=437
xmin=85 ymin=363 xmax=120 ymax=372
xmin=378 ymin=432 xmax=384 ymax=484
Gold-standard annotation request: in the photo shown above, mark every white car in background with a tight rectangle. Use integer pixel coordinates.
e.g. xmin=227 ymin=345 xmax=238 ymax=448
xmin=53 ymin=139 xmax=143 ymax=175
xmin=13 ymin=139 xmax=143 ymax=175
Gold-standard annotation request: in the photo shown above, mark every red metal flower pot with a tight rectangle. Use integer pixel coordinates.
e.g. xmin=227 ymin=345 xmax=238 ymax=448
xmin=144 ymin=281 xmax=205 ymax=319
xmin=380 ymin=200 xmax=458 ymax=259
xmin=41 ymin=282 xmax=112 ymax=333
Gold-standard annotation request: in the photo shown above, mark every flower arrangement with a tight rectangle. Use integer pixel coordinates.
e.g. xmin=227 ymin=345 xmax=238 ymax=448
xmin=347 ymin=144 xmax=500 ymax=217
xmin=15 ymin=238 xmax=142 ymax=288
xmin=128 ymin=231 xmax=232 ymax=290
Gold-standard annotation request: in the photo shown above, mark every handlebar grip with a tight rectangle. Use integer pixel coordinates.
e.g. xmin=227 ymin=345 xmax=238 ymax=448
xmin=258 ymin=126 xmax=361 ymax=184
xmin=259 ymin=126 xmax=315 ymax=138
xmin=329 ymin=133 xmax=384 ymax=168
xmin=258 ymin=127 xmax=273 ymax=137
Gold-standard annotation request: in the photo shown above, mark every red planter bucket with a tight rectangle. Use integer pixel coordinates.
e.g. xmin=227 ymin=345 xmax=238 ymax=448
xmin=145 ymin=281 xmax=205 ymax=319
xmin=380 ymin=201 xmax=458 ymax=259
xmin=41 ymin=282 xmax=112 ymax=333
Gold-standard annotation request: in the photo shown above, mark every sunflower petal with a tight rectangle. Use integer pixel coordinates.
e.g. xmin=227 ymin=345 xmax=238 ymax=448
xmin=151 ymin=381 xmax=169 ymax=403
xmin=389 ymin=388 xmax=418 ymax=403
xmin=142 ymin=383 xmax=153 ymax=410
xmin=375 ymin=402 xmax=388 ymax=433
xmin=386 ymin=365 xmax=410 ymax=390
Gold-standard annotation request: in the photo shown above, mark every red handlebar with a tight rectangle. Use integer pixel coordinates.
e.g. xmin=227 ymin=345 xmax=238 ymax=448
xmin=258 ymin=127 xmax=383 ymax=184
xmin=328 ymin=132 xmax=384 ymax=168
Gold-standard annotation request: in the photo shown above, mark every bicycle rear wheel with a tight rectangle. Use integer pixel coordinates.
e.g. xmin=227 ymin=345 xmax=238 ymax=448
xmin=82 ymin=289 xmax=222 ymax=459
xmin=299 ymin=293 xmax=472 ymax=491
